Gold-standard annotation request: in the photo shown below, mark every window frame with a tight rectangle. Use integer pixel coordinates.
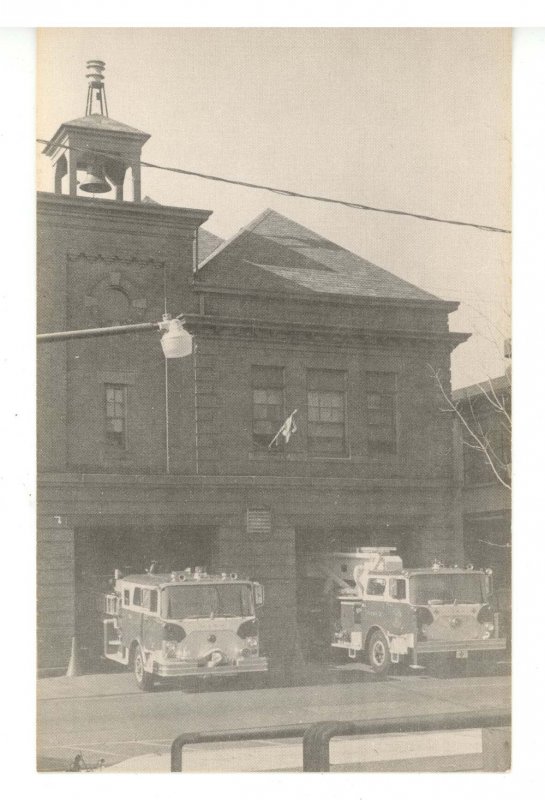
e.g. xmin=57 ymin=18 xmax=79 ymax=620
xmin=251 ymin=366 xmax=285 ymax=451
xmin=306 ymin=369 xmax=348 ymax=457
xmin=104 ymin=383 xmax=128 ymax=451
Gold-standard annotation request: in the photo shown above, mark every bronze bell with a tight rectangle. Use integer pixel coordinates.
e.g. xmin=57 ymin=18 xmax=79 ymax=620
xmin=79 ymin=161 xmax=110 ymax=194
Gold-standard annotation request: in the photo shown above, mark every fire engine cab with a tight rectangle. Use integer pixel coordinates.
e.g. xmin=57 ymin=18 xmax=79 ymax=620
xmin=307 ymin=547 xmax=506 ymax=674
xmin=100 ymin=567 xmax=268 ymax=690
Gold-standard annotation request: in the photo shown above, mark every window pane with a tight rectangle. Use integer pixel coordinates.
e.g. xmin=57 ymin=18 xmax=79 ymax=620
xmin=253 ymin=405 xmax=267 ymax=419
xmin=105 ymin=384 xmax=126 ymax=449
xmin=266 ymin=389 xmax=283 ymax=404
xmin=328 ymin=393 xmax=343 ymax=408
xmin=253 ymin=390 xmax=267 ymax=404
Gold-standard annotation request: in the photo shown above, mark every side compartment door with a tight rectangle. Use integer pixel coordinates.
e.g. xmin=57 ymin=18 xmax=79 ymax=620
xmin=141 ymin=589 xmax=162 ymax=654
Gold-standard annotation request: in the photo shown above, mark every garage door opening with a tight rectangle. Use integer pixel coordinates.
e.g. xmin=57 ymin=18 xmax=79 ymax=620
xmin=74 ymin=525 xmax=215 ymax=670
xmin=295 ymin=526 xmax=413 ymax=663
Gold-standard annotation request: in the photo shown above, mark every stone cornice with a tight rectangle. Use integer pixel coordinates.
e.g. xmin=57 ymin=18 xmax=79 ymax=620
xmin=191 ymin=280 xmax=460 ymax=313
xmin=37 ymin=191 xmax=212 ymax=234
xmin=180 ymin=312 xmax=470 ymax=350
xmin=38 ymin=472 xmax=456 ymax=491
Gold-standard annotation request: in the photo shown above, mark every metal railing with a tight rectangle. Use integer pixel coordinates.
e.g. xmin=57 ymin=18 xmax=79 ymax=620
xmin=302 ymin=709 xmax=511 ymax=772
xmin=171 ymin=723 xmax=309 ymax=772
xmin=171 ymin=709 xmax=510 ymax=772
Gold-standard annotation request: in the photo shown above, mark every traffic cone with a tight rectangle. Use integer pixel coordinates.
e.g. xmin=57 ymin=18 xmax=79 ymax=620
xmin=65 ymin=636 xmax=83 ymax=677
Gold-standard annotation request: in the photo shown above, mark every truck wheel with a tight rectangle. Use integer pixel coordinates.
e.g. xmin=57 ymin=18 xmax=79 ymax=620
xmin=367 ymin=630 xmax=391 ymax=675
xmin=133 ymin=645 xmax=154 ymax=691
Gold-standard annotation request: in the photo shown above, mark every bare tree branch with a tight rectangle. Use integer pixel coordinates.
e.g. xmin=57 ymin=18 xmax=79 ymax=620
xmin=429 ymin=365 xmax=511 ymax=490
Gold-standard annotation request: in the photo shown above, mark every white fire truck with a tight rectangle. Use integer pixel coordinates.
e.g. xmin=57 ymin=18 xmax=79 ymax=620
xmin=305 ymin=547 xmax=506 ymax=674
xmin=100 ymin=566 xmax=268 ymax=690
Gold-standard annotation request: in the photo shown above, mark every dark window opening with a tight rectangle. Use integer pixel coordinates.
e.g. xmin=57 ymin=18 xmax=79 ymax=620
xmin=366 ymin=578 xmax=386 ymax=596
xmin=390 ymin=578 xmax=406 ymax=600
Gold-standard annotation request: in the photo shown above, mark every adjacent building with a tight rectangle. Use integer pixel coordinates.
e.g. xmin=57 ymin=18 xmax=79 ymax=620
xmin=37 ymin=63 xmax=469 ymax=676
xmin=452 ymin=356 xmax=511 ymax=612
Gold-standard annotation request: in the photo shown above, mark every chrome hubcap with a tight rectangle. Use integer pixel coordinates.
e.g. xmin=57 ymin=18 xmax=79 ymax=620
xmin=373 ymin=641 xmax=385 ymax=665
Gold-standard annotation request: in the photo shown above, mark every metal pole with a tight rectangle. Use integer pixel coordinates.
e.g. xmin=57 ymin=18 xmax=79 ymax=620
xmin=165 ymin=356 xmax=170 ymax=474
xmin=37 ymin=321 xmax=160 ymax=343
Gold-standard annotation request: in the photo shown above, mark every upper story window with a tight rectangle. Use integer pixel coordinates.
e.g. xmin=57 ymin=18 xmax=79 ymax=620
xmin=252 ymin=366 xmax=284 ymax=449
xmin=105 ymin=384 xmax=127 ymax=450
xmin=307 ymin=369 xmax=347 ymax=455
xmin=366 ymin=371 xmax=397 ymax=455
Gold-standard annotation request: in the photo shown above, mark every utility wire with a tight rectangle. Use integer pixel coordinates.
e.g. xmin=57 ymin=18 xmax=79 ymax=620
xmin=36 ymin=137 xmax=511 ymax=234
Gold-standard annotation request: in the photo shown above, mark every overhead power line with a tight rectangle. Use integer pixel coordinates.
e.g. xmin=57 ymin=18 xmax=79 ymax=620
xmin=36 ymin=138 xmax=511 ymax=234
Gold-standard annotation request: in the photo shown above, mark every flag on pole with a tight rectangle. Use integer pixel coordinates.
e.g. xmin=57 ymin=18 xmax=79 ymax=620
xmin=268 ymin=409 xmax=298 ymax=449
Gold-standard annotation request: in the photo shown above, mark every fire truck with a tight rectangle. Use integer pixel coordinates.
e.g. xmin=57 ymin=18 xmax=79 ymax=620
xmin=100 ymin=566 xmax=268 ymax=690
xmin=305 ymin=547 xmax=506 ymax=674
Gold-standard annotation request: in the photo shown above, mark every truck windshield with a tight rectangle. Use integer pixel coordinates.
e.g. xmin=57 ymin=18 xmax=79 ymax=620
xmin=162 ymin=583 xmax=254 ymax=619
xmin=409 ymin=573 xmax=484 ymax=605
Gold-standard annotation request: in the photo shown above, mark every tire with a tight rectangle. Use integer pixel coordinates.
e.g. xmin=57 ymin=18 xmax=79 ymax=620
xmin=366 ymin=630 xmax=392 ymax=675
xmin=133 ymin=645 xmax=154 ymax=691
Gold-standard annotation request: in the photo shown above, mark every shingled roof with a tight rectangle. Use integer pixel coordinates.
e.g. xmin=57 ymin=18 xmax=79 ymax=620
xmin=58 ymin=113 xmax=149 ymax=136
xmin=198 ymin=209 xmax=448 ymax=304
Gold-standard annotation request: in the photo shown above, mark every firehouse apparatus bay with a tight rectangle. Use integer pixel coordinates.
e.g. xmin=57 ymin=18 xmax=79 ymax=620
xmin=100 ymin=567 xmax=267 ymax=691
xmin=306 ymin=548 xmax=506 ymax=674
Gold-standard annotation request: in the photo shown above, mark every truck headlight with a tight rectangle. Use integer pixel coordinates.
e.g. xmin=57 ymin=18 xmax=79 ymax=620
xmin=244 ymin=636 xmax=258 ymax=654
xmin=162 ymin=640 xmax=178 ymax=659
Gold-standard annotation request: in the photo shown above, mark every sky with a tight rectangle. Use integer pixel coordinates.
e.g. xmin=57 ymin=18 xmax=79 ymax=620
xmin=36 ymin=28 xmax=511 ymax=388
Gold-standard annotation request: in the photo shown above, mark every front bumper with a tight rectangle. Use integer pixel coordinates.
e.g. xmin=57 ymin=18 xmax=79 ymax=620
xmin=152 ymin=656 xmax=268 ymax=678
xmin=415 ymin=638 xmax=507 ymax=654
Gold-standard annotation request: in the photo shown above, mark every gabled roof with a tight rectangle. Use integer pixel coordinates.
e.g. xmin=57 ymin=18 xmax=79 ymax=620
xmin=452 ymin=372 xmax=511 ymax=403
xmin=198 ymin=229 xmax=224 ymax=263
xmin=197 ymin=209 xmax=449 ymax=305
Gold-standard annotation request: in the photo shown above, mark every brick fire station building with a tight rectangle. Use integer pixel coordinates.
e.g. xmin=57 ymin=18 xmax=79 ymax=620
xmin=37 ymin=64 xmax=469 ymax=675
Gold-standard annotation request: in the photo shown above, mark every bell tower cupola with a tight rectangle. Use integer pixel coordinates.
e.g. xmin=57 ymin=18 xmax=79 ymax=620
xmin=43 ymin=60 xmax=150 ymax=202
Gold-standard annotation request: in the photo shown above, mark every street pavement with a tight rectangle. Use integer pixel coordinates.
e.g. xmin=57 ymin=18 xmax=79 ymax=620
xmin=37 ymin=660 xmax=510 ymax=772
